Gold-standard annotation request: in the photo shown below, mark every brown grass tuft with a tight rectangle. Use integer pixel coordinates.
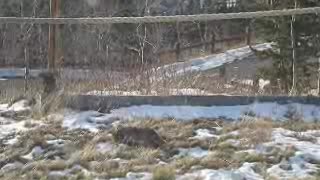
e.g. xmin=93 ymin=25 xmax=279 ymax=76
xmin=234 ymin=120 xmax=274 ymax=148
xmin=152 ymin=166 xmax=176 ymax=180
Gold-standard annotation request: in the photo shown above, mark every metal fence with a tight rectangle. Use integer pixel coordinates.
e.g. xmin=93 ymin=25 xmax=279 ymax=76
xmin=0 ymin=1 xmax=319 ymax=99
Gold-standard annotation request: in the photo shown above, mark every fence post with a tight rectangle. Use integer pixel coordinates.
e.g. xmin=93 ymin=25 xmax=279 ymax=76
xmin=211 ymin=33 xmax=216 ymax=53
xmin=246 ymin=20 xmax=252 ymax=47
xmin=24 ymin=47 xmax=29 ymax=93
xmin=175 ymin=42 xmax=181 ymax=62
xmin=175 ymin=22 xmax=181 ymax=61
xmin=48 ymin=0 xmax=61 ymax=72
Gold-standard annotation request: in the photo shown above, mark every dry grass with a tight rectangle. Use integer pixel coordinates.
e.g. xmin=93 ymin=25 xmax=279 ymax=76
xmin=223 ymin=120 xmax=274 ymax=148
xmin=200 ymin=155 xmax=232 ymax=169
xmin=92 ymin=132 xmax=113 ymax=144
xmin=136 ymin=148 xmax=161 ymax=164
xmin=79 ymin=143 xmax=106 ymax=163
xmin=32 ymin=160 xmax=69 ymax=172
xmin=90 ymin=160 xmax=120 ymax=173
xmin=174 ymin=157 xmax=200 ymax=172
xmin=212 ymin=141 xmax=239 ymax=151
xmin=280 ymin=121 xmax=320 ymax=132
xmin=235 ymin=152 xmax=267 ymax=164
xmin=152 ymin=166 xmax=176 ymax=180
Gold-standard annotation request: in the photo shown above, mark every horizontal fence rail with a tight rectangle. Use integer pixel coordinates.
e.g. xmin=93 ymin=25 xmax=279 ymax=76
xmin=65 ymin=95 xmax=320 ymax=111
xmin=0 ymin=7 xmax=319 ymax=25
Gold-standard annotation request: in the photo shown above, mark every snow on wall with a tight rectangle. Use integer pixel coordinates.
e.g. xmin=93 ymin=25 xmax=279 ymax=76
xmin=63 ymin=102 xmax=320 ymax=132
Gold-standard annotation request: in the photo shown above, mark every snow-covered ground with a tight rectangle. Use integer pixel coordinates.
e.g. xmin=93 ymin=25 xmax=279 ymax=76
xmin=86 ymin=88 xmax=214 ymax=96
xmin=0 ymin=100 xmax=38 ymax=144
xmin=177 ymin=163 xmax=263 ymax=180
xmin=1 ymin=98 xmax=320 ymax=179
xmin=107 ymin=127 xmax=320 ymax=180
xmin=156 ymin=43 xmax=272 ymax=77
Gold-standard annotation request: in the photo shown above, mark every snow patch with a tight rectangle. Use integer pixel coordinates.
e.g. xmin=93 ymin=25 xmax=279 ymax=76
xmin=271 ymin=128 xmax=320 ymax=161
xmin=8 ymin=99 xmax=31 ymax=112
xmin=244 ymin=128 xmax=320 ymax=179
xmin=86 ymin=88 xmax=212 ymax=96
xmin=110 ymin=172 xmax=152 ymax=180
xmin=190 ymin=129 xmax=219 ymax=140
xmin=0 ymin=121 xmax=26 ymax=141
xmin=177 ymin=163 xmax=263 ymax=180
xmin=47 ymin=139 xmax=65 ymax=147
xmin=96 ymin=142 xmax=115 ymax=154
xmin=63 ymin=103 xmax=320 ymax=132
xmin=104 ymin=103 xmax=320 ymax=121
xmin=176 ymin=147 xmax=209 ymax=158
xmin=157 ymin=43 xmax=272 ymax=77
xmin=22 ymin=146 xmax=45 ymax=160
xmin=63 ymin=111 xmax=118 ymax=132
xmin=267 ymin=156 xmax=317 ymax=179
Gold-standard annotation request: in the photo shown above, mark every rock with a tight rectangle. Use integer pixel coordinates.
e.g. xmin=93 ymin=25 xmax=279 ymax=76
xmin=21 ymin=162 xmax=38 ymax=172
xmin=190 ymin=165 xmax=204 ymax=171
xmin=126 ymin=172 xmax=152 ymax=179
xmin=22 ymin=146 xmax=45 ymax=160
xmin=113 ymin=127 xmax=164 ymax=148
xmin=32 ymin=146 xmax=45 ymax=158
xmin=47 ymin=171 xmax=68 ymax=180
xmin=45 ymin=134 xmax=56 ymax=141
xmin=0 ymin=162 xmax=23 ymax=173
xmin=44 ymin=150 xmax=65 ymax=160
xmin=1 ymin=97 xmax=35 ymax=119
xmin=279 ymin=162 xmax=292 ymax=171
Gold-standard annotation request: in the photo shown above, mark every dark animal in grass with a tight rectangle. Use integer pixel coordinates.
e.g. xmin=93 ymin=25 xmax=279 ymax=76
xmin=38 ymin=72 xmax=60 ymax=114
xmin=38 ymin=72 xmax=57 ymax=98
xmin=113 ymin=127 xmax=164 ymax=149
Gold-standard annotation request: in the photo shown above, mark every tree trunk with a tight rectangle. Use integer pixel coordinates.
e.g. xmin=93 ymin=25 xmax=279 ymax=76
xmin=318 ymin=57 xmax=320 ymax=96
xmin=289 ymin=1 xmax=297 ymax=96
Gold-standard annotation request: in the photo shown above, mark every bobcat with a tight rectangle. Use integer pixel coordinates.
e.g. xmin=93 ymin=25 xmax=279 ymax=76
xmin=38 ymin=72 xmax=61 ymax=114
xmin=113 ymin=127 xmax=165 ymax=149
xmin=38 ymin=72 xmax=56 ymax=97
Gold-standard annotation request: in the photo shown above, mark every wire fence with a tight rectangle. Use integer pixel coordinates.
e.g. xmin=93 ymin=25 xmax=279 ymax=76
xmin=0 ymin=7 xmax=319 ymax=24
xmin=0 ymin=2 xmax=319 ymax=100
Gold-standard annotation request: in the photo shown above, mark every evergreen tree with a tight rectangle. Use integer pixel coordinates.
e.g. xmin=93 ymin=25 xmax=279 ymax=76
xmin=257 ymin=0 xmax=320 ymax=94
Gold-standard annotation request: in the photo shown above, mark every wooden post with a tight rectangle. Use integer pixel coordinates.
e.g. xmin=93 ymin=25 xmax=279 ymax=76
xmin=24 ymin=47 xmax=29 ymax=92
xmin=246 ymin=21 xmax=252 ymax=47
xmin=211 ymin=32 xmax=216 ymax=53
xmin=48 ymin=0 xmax=61 ymax=71
xmin=175 ymin=22 xmax=181 ymax=62
xmin=176 ymin=42 xmax=181 ymax=62
xmin=318 ymin=56 xmax=320 ymax=96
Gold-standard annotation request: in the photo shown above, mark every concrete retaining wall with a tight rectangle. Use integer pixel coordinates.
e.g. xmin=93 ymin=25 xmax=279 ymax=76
xmin=64 ymin=95 xmax=320 ymax=112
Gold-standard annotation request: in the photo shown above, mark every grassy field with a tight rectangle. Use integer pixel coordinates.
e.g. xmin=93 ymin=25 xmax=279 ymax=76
xmin=1 ymin=106 xmax=320 ymax=180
